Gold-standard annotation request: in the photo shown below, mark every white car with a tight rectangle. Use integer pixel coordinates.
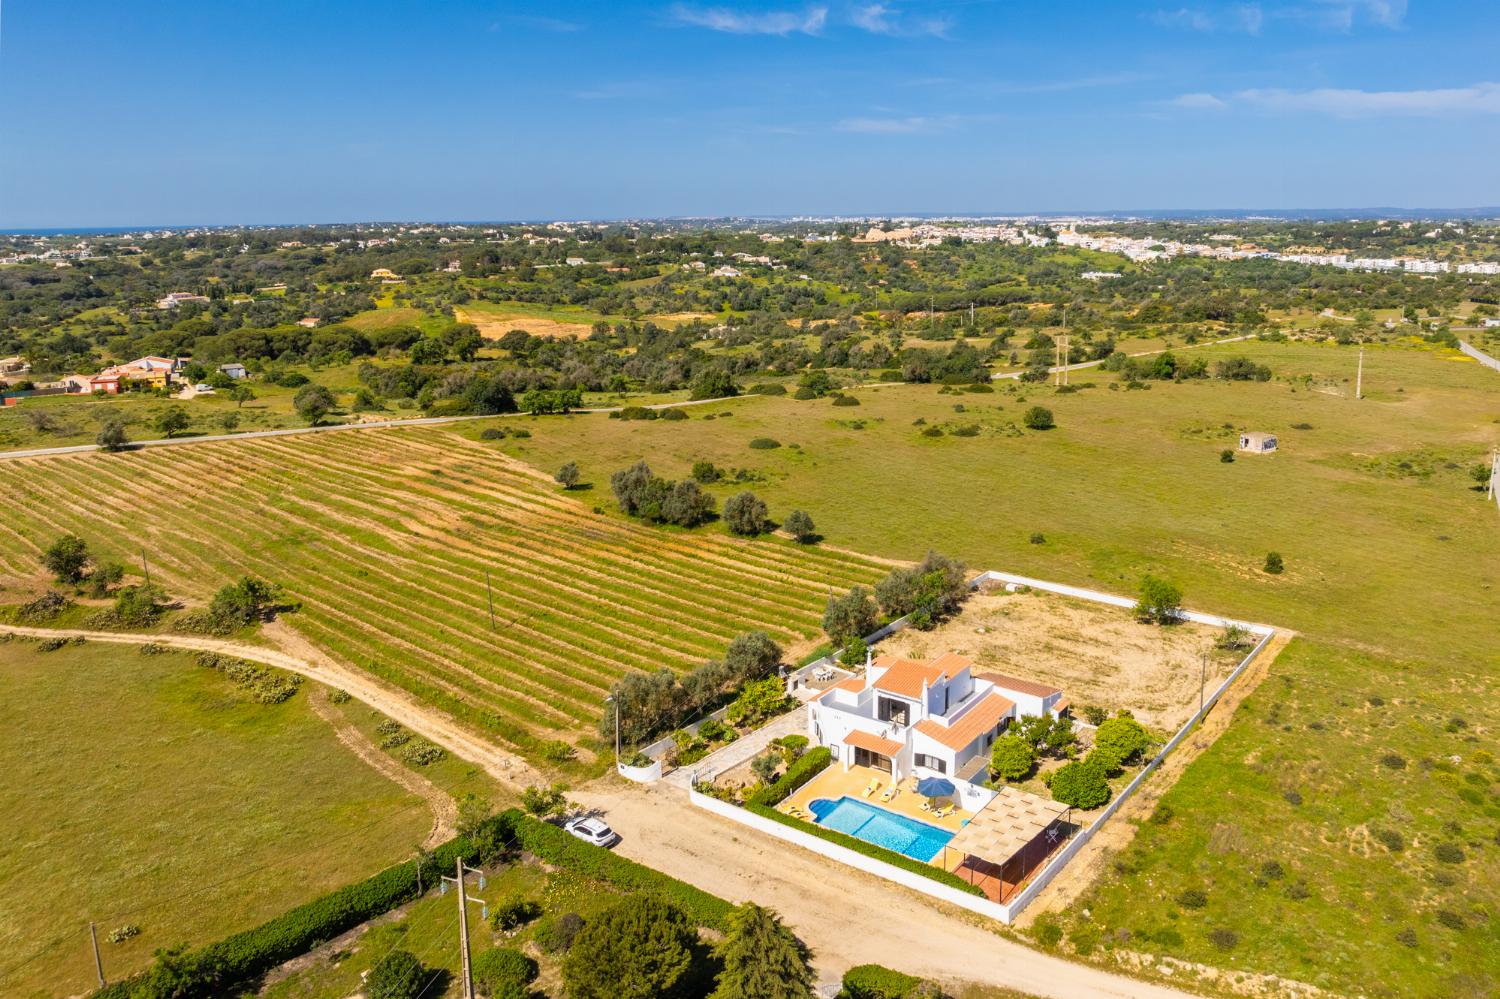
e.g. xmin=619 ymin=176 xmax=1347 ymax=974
xmin=564 ymin=816 xmax=618 ymax=847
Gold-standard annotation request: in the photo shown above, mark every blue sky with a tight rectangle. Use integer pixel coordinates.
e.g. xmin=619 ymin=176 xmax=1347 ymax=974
xmin=2 ymin=1 xmax=1498 ymax=226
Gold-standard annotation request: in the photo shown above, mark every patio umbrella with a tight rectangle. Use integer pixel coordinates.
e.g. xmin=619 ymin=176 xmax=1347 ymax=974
xmin=915 ymin=776 xmax=956 ymax=799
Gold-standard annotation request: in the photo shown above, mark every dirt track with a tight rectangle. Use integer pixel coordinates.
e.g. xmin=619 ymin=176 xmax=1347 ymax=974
xmin=0 ymin=622 xmax=543 ymax=791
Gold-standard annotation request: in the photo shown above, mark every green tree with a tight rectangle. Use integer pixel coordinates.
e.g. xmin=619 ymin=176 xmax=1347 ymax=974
xmin=1263 ymin=551 xmax=1284 ymax=574
xmin=155 ymin=406 xmax=190 ymax=438
xmin=1134 ymin=574 xmax=1183 ymax=624
xmin=96 ymin=419 xmax=129 ymax=451
xmin=822 ymin=585 xmax=878 ymax=645
xmin=690 ymin=367 xmax=739 ymax=400
xmin=723 ymin=491 xmax=770 ymax=536
xmin=85 ymin=560 xmax=124 ymax=598
xmin=839 ymin=636 xmax=867 ymax=668
xmin=751 ymin=751 xmax=781 ymax=783
xmin=561 ymin=896 xmax=698 ymax=999
xmin=520 ymin=782 xmax=569 ymax=818
xmin=723 ymin=631 xmax=783 ymax=682
xmin=1049 ymin=755 xmax=1111 ymax=809
xmin=366 ymin=949 xmax=432 ymax=999
xmin=473 ymin=947 xmax=538 ymax=999
xmin=990 ymin=735 xmax=1035 ymax=781
xmin=783 ymin=509 xmax=816 ymax=543
xmin=1093 ymin=716 xmax=1151 ymax=766
xmin=1022 ymin=405 xmax=1055 ymax=430
xmin=229 ymin=384 xmax=256 ymax=408
xmin=42 ymin=534 xmax=91 ymax=584
xmin=293 ymin=383 xmax=335 ymax=425
xmin=725 ymin=676 xmax=791 ymax=727
xmin=711 ymin=902 xmax=814 ymax=999
xmin=218 ymin=411 xmax=241 ymax=434
xmin=112 ymin=583 xmax=168 ymax=626
xmin=555 ymin=461 xmax=581 ymax=489
xmin=207 ymin=576 xmax=283 ymax=630
xmin=874 ymin=551 xmax=968 ymax=628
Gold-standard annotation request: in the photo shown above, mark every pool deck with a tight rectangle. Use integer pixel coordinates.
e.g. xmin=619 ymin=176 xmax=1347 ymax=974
xmin=780 ymin=764 xmax=974 ymax=835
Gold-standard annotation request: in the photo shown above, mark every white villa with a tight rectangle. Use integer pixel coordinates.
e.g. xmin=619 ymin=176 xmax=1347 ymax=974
xmin=807 ymin=652 xmax=1065 ymax=786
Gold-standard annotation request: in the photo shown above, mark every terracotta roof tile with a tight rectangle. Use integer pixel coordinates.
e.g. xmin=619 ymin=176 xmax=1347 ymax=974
xmin=843 ymin=729 xmax=904 ymax=757
xmin=872 ymin=658 xmax=946 ymax=699
xmin=913 ymin=692 xmax=1015 ymax=751
xmin=976 ymin=671 xmax=1062 ymax=699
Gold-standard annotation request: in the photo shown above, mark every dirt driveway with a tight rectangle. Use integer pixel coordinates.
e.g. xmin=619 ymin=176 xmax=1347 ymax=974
xmin=569 ymin=781 xmax=1196 ymax=999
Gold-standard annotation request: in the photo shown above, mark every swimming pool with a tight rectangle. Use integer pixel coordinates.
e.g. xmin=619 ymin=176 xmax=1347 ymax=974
xmin=807 ymin=796 xmax=955 ymax=861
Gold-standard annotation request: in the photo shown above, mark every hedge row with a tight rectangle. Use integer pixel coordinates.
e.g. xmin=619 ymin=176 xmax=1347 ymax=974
xmin=93 ymin=821 xmax=502 ymax=999
xmin=93 ymin=809 xmax=735 ymax=998
xmin=745 ymin=803 xmax=986 ymax=897
xmin=506 ymin=810 xmax=734 ymax=930
xmin=841 ymin=963 xmax=924 ymax=999
xmin=748 ymin=746 xmax=833 ymax=806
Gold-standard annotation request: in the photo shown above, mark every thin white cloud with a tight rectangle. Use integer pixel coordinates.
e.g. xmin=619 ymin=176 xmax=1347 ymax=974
xmin=1238 ymin=83 xmax=1500 ymax=115
xmin=1169 ymin=92 xmax=1229 ymax=109
xmin=849 ymin=4 xmax=951 ymax=38
xmin=835 ymin=113 xmax=967 ymax=134
xmin=574 ymin=81 xmax=663 ymax=100
xmin=1165 ymin=82 xmax=1500 ymax=116
xmin=668 ymin=4 xmax=828 ymax=34
xmin=1151 ymin=0 xmax=1402 ymax=34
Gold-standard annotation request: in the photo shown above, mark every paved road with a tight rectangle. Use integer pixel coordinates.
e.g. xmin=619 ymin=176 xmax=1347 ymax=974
xmin=0 ymin=395 xmax=741 ymax=461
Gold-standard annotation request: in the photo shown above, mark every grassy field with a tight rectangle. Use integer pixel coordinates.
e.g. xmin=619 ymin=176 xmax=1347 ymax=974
xmin=480 ymin=337 xmax=1500 ymax=997
xmin=0 ymin=426 xmax=887 ymax=765
xmin=0 ymin=640 xmax=431 ymax=998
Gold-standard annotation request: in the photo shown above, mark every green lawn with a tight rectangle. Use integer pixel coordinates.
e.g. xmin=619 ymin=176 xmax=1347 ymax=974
xmin=0 ymin=640 xmax=430 ymax=998
xmin=482 ymin=337 xmax=1500 ymax=996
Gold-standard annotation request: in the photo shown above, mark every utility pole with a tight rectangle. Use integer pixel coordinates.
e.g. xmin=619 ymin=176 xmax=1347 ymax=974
xmin=89 ymin=922 xmax=105 ymax=989
xmin=607 ymin=693 xmax=622 ymax=761
xmin=441 ymin=859 xmax=488 ymax=999
xmin=1356 ymin=346 xmax=1364 ymax=400
xmin=1200 ymin=650 xmax=1208 ymax=716
xmin=140 ymin=548 xmax=151 ymax=588
xmin=484 ymin=571 xmax=496 ymax=631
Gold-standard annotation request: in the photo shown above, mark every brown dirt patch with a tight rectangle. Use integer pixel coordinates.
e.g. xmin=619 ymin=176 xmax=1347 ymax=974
xmin=879 ymin=590 xmax=1244 ymax=732
xmin=455 ymin=306 xmax=593 ymax=340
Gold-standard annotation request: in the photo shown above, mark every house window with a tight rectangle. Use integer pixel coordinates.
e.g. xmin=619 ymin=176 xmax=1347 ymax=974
xmin=877 ymin=697 xmax=910 ymax=726
xmin=915 ymin=753 xmax=947 ymax=774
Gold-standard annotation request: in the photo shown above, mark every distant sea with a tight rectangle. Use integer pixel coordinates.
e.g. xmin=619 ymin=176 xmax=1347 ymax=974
xmin=6 ymin=208 xmax=1500 ymax=235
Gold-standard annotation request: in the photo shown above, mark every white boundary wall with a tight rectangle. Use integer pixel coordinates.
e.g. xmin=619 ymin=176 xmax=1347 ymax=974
xmin=687 ymin=568 xmax=1279 ymax=924
xmin=1459 ymin=339 xmax=1500 ymax=374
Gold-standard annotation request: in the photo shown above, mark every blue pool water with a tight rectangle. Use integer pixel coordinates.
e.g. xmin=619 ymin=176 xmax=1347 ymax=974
xmin=807 ymin=796 xmax=954 ymax=861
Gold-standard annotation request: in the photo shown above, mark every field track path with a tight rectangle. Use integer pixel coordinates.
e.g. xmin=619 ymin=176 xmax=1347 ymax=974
xmin=0 ymin=621 xmax=543 ymax=790
xmin=305 ymin=686 xmax=458 ymax=849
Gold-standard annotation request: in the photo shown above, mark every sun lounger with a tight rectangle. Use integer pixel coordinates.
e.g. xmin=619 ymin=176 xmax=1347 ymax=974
xmin=880 ymin=786 xmax=897 ymax=802
xmin=862 ymin=779 xmax=880 ymax=797
xmin=918 ymin=799 xmax=933 ymax=812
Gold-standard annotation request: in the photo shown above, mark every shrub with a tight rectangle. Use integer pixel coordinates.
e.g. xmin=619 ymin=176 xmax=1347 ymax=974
xmin=1094 ymin=716 xmax=1152 ymax=766
xmin=1134 ymin=574 xmax=1183 ymax=624
xmin=1176 ymin=888 xmax=1208 ymax=909
xmin=690 ymin=460 xmax=721 ymax=483
xmin=1022 ymin=405 xmax=1055 ymax=430
xmin=479 ymin=427 xmax=507 ymax=440
xmin=139 ymin=642 xmax=167 ymax=655
xmin=784 ymin=509 xmax=816 ymax=543
xmin=472 ymin=947 xmax=537 ymax=999
xmin=1434 ymin=842 xmax=1465 ymax=863
xmin=97 ymin=420 xmax=129 ymax=451
xmin=520 ymin=782 xmax=568 ymax=817
xmin=1380 ymin=753 xmax=1407 ymax=770
xmin=329 ymin=689 xmax=351 ymax=704
xmin=750 ymin=382 xmax=787 ymax=395
xmin=1374 ymin=828 xmax=1404 ymax=852
xmin=562 ymin=896 xmax=697 ymax=999
xmin=723 ymin=490 xmax=770 ymax=536
xmin=1049 ymin=755 xmax=1111 ymax=809
xmin=1258 ymin=859 xmax=1285 ymax=882
xmin=1395 ymin=927 xmax=1418 ymax=947
xmin=1284 ymin=880 xmax=1312 ymax=900
xmin=17 ymin=590 xmax=70 ymax=624
xmin=1081 ymin=704 xmax=1108 ymax=726
xmin=1032 ymin=917 xmax=1064 ymax=948
xmin=37 ymin=637 xmax=69 ymax=652
xmin=724 ymin=676 xmax=793 ymax=728
xmin=194 ymin=651 xmax=302 ymax=703
xmin=1029 ymin=531 xmax=1046 ymax=545
xmin=989 ymin=735 xmax=1035 ymax=781
xmin=1435 ymin=909 xmax=1466 ymax=930
xmin=1220 ymin=448 xmax=1235 ymax=463
xmin=748 ymin=437 xmax=781 ymax=449
xmin=831 ymin=393 xmax=861 ymax=406
xmin=1208 ymin=928 xmax=1238 ymax=951
xmin=748 ymin=746 xmax=832 ymax=806
xmin=367 ymin=949 xmax=433 ymax=999
xmin=107 ymin=925 xmax=141 ymax=944
xmin=534 ymin=911 xmax=585 ymax=953
xmin=841 ymin=964 xmax=923 ymax=999
xmin=489 ymin=895 xmax=542 ymax=931
xmin=401 ymin=740 xmax=445 ymax=766
xmin=554 ymin=462 xmax=581 ymax=489
xmin=380 ymin=731 xmax=411 ymax=749
xmin=1263 ymin=551 xmax=1284 ymax=574
xmin=823 ymin=585 xmax=878 ymax=645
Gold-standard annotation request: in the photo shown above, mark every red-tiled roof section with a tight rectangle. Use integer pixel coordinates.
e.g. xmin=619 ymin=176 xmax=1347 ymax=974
xmin=914 ymin=692 xmax=1015 ymax=751
xmin=871 ymin=657 xmax=947 ymax=699
xmin=843 ymin=729 xmax=905 ymax=757
xmin=976 ymin=671 xmax=1062 ymax=698
xmin=814 ymin=675 xmax=866 ymax=701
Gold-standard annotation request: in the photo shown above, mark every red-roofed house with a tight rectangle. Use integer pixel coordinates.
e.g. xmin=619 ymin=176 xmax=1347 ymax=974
xmin=807 ymin=652 xmax=1066 ymax=784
